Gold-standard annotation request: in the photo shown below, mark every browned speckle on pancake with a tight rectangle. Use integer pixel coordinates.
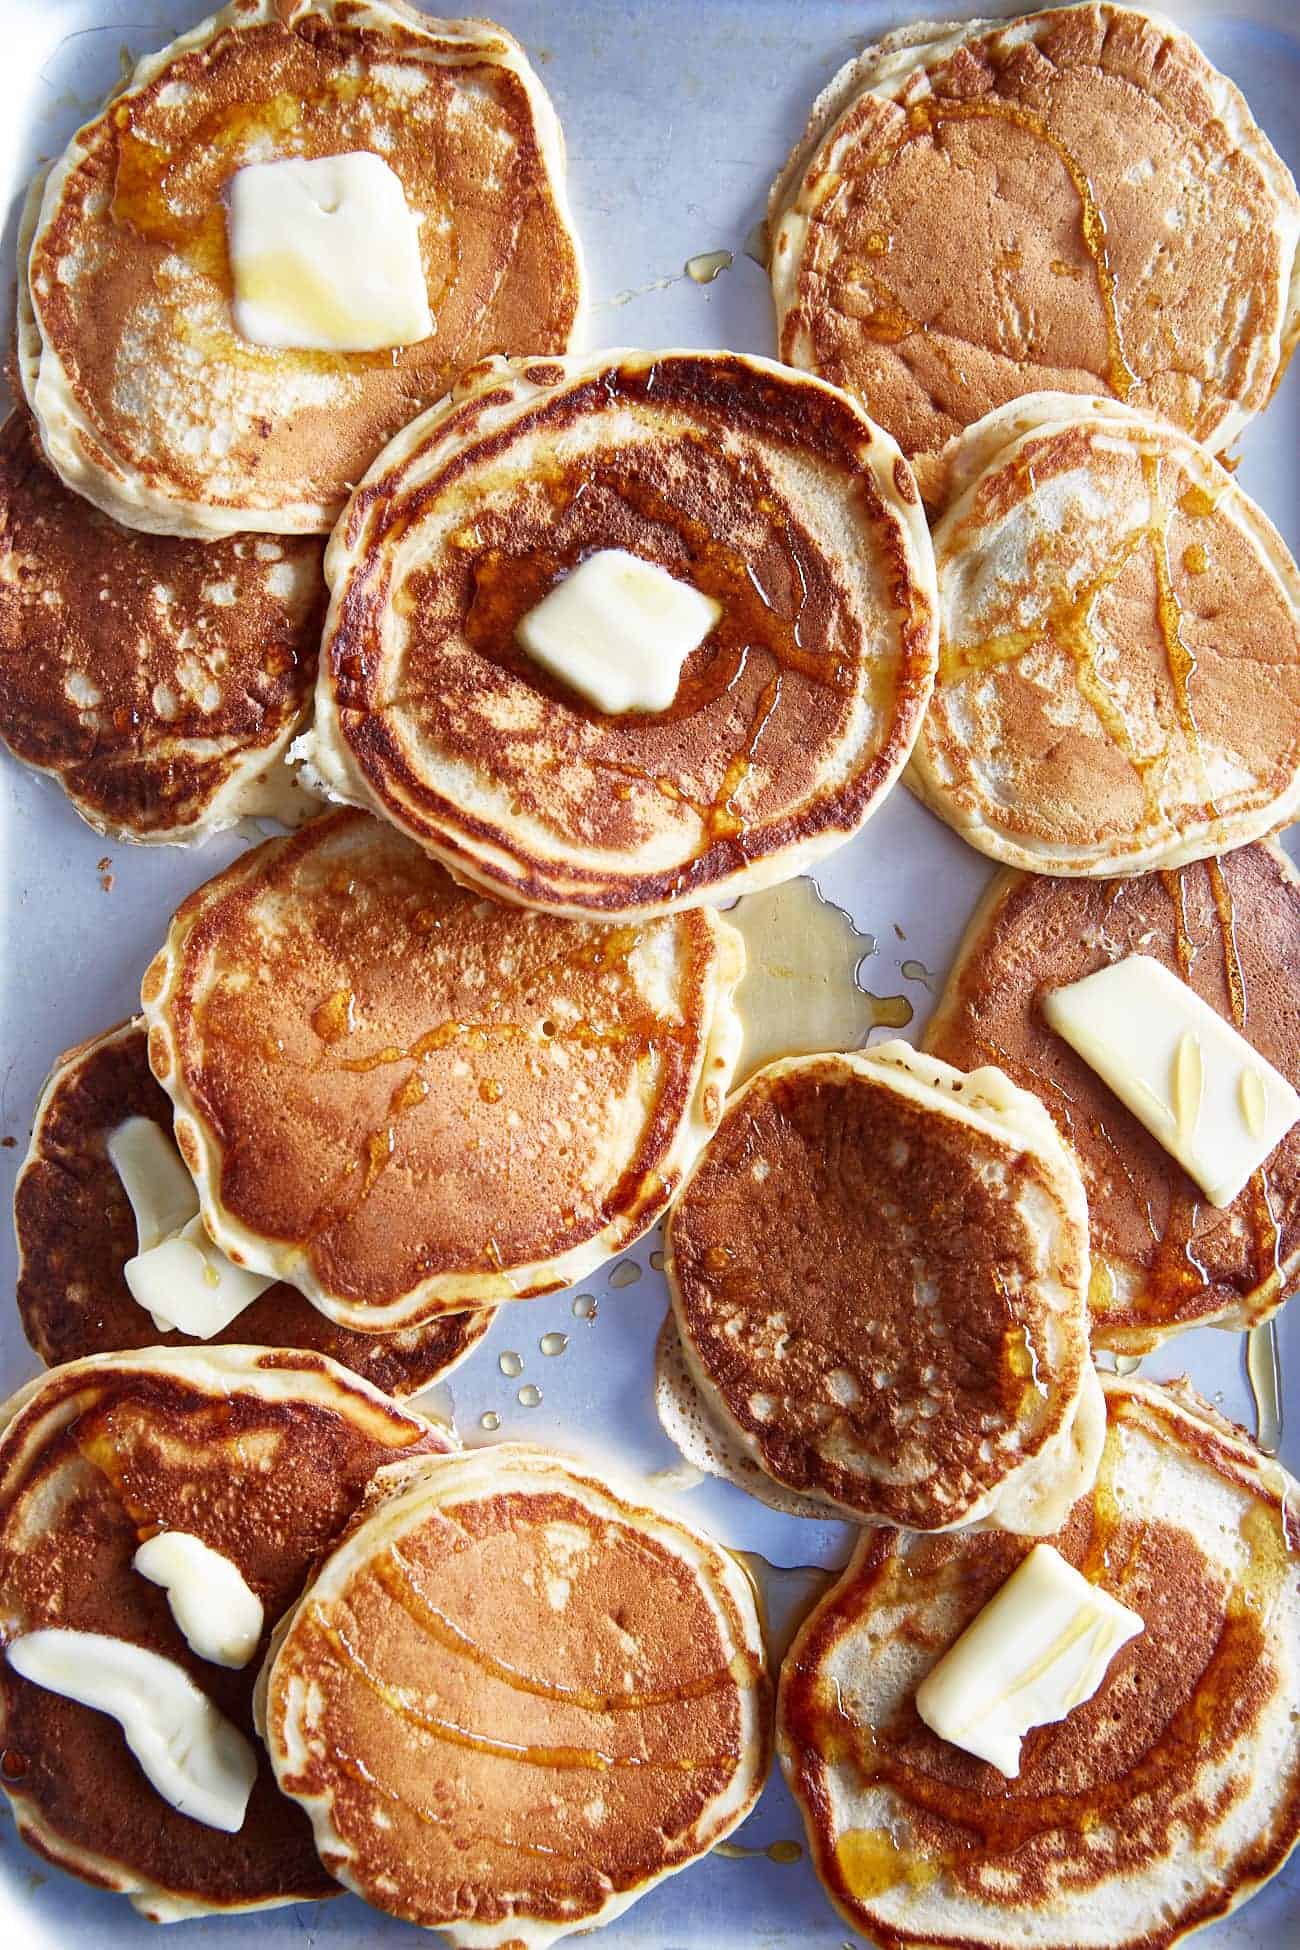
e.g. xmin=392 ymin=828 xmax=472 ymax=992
xmin=0 ymin=417 xmax=322 ymax=839
xmin=13 ymin=1018 xmax=493 ymax=1392
xmin=0 ymin=1348 xmax=447 ymax=1917
xmin=926 ymin=844 xmax=1300 ymax=1351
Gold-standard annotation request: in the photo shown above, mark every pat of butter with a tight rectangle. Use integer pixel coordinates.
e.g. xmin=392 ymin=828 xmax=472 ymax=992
xmin=6 ymin=1629 xmax=257 ymax=1832
xmin=516 ymin=549 xmax=721 ymax=714
xmin=133 ymin=1533 xmax=264 ymax=1670
xmin=124 ymin=1215 xmax=274 ymax=1339
xmin=226 ymin=152 xmax=432 ymax=353
xmin=915 ymin=1544 xmax=1143 ymax=1777
xmin=107 ymin=1117 xmax=199 ymax=1254
xmin=1043 ymin=954 xmax=1300 ymax=1208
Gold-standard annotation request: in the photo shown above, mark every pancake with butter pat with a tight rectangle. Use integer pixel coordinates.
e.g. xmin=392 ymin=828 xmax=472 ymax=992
xmin=300 ymin=347 xmax=938 ymax=918
xmin=926 ymin=841 xmax=1300 ymax=1353
xmin=768 ymin=5 xmax=1300 ymax=501
xmin=666 ymin=1042 xmax=1103 ymax=1534
xmin=14 ymin=1018 xmax=493 ymax=1393
xmin=258 ymin=1441 xmax=770 ymax=1946
xmin=777 ymin=1374 xmax=1300 ymax=1950
xmin=18 ymin=0 xmax=582 ymax=537
xmin=142 ymin=809 xmax=743 ymax=1330
xmin=910 ymin=394 xmax=1300 ymax=875
xmin=0 ymin=1345 xmax=448 ymax=1920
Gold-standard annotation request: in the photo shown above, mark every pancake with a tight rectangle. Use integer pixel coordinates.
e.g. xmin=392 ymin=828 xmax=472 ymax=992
xmin=14 ymin=1018 xmax=493 ymax=1394
xmin=777 ymin=1374 xmax=1300 ymax=1950
xmin=298 ymin=347 xmax=939 ymax=918
xmin=18 ymin=0 xmax=582 ymax=538
xmin=142 ymin=808 xmax=744 ymax=1330
xmin=925 ymin=842 xmax=1300 ymax=1354
xmin=768 ymin=5 xmax=1300 ymax=501
xmin=909 ymin=393 xmax=1300 ymax=876
xmin=0 ymin=415 xmax=323 ymax=841
xmin=257 ymin=1441 xmax=770 ymax=1944
xmin=665 ymin=1041 xmax=1103 ymax=1534
xmin=0 ymin=1344 xmax=449 ymax=1920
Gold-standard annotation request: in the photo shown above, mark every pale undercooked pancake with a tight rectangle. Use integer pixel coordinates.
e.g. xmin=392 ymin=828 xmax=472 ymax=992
xmin=14 ymin=1018 xmax=492 ymax=1393
xmin=665 ymin=1042 xmax=1103 ymax=1534
xmin=926 ymin=842 xmax=1300 ymax=1354
xmin=768 ymin=4 xmax=1300 ymax=501
xmin=299 ymin=347 xmax=939 ymax=918
xmin=778 ymin=1374 xmax=1300 ymax=1950
xmin=0 ymin=415 xmax=323 ymax=840
xmin=258 ymin=1442 xmax=770 ymax=1946
xmin=142 ymin=809 xmax=743 ymax=1329
xmin=18 ymin=0 xmax=582 ymax=537
xmin=0 ymin=1345 xmax=447 ymax=1920
xmin=910 ymin=394 xmax=1300 ymax=875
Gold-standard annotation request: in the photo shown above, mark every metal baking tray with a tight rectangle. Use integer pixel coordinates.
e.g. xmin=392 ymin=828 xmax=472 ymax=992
xmin=0 ymin=1 xmax=1297 ymax=1943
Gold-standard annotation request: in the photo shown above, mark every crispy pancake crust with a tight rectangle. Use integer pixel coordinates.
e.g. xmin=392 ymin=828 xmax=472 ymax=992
xmin=769 ymin=5 xmax=1300 ymax=498
xmin=666 ymin=1043 xmax=1102 ymax=1534
xmin=0 ymin=1346 xmax=448 ymax=1920
xmin=14 ymin=1018 xmax=492 ymax=1392
xmin=302 ymin=348 xmax=939 ymax=918
xmin=777 ymin=1375 xmax=1300 ymax=1950
xmin=259 ymin=1443 xmax=771 ymax=1947
xmin=19 ymin=0 xmax=582 ymax=537
xmin=926 ymin=843 xmax=1300 ymax=1352
xmin=910 ymin=395 xmax=1300 ymax=875
xmin=141 ymin=810 xmax=744 ymax=1329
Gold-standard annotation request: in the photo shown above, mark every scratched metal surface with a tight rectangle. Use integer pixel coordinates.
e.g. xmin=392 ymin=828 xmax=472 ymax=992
xmin=0 ymin=1 xmax=1297 ymax=1944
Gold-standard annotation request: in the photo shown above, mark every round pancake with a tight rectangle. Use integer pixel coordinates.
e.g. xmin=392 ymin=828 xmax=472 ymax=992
xmin=18 ymin=0 xmax=582 ymax=538
xmin=777 ymin=1374 xmax=1300 ymax=1950
xmin=910 ymin=394 xmax=1300 ymax=875
xmin=258 ymin=1441 xmax=770 ymax=1945
xmin=142 ymin=808 xmax=744 ymax=1330
xmin=0 ymin=1345 xmax=449 ymax=1921
xmin=768 ymin=5 xmax=1300 ymax=501
xmin=925 ymin=842 xmax=1300 ymax=1354
xmin=14 ymin=1018 xmax=493 ymax=1394
xmin=300 ymin=347 xmax=939 ymax=918
xmin=0 ymin=415 xmax=323 ymax=842
xmin=666 ymin=1042 xmax=1103 ymax=1534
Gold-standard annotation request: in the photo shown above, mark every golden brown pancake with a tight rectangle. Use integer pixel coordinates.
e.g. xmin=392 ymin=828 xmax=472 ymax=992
xmin=777 ymin=1374 xmax=1300 ymax=1950
xmin=300 ymin=347 xmax=939 ymax=918
xmin=666 ymin=1042 xmax=1103 ymax=1534
xmin=18 ymin=0 xmax=582 ymax=537
xmin=0 ymin=415 xmax=323 ymax=841
xmin=142 ymin=809 xmax=744 ymax=1330
xmin=768 ymin=5 xmax=1300 ymax=500
xmin=258 ymin=1442 xmax=771 ymax=1945
xmin=926 ymin=842 xmax=1300 ymax=1353
xmin=910 ymin=395 xmax=1300 ymax=875
xmin=14 ymin=1018 xmax=492 ymax=1393
xmin=0 ymin=1345 xmax=448 ymax=1920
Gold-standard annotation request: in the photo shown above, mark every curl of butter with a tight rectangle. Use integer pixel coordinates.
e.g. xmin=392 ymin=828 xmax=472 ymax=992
xmin=133 ymin=1532 xmax=264 ymax=1670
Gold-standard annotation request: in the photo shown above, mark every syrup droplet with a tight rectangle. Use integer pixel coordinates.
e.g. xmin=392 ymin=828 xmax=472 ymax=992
xmin=1113 ymin=1353 xmax=1143 ymax=1376
xmin=608 ymin=1261 xmax=642 ymax=1289
xmin=1247 ymin=1323 xmax=1284 ymax=1457
xmin=498 ymin=1350 xmax=524 ymax=1378
xmin=572 ymin=1293 xmax=598 ymax=1321
xmin=312 ymin=988 xmax=355 ymax=1043
xmin=1182 ymin=542 xmax=1209 ymax=575
xmin=650 ymin=1249 xmax=666 ymax=1271
xmin=479 ymin=1077 xmax=504 ymax=1104
xmin=540 ymin=1332 xmax=569 ymax=1357
xmin=685 ymin=248 xmax=733 ymax=284
xmin=517 ymin=1383 xmax=542 ymax=1408
xmin=479 ymin=1411 xmax=501 ymax=1432
xmin=900 ymin=959 xmax=935 ymax=990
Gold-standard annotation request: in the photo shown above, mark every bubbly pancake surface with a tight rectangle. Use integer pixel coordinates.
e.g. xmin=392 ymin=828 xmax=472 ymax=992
xmin=260 ymin=1443 xmax=770 ymax=1945
xmin=0 ymin=416 xmax=323 ymax=840
xmin=912 ymin=396 xmax=1300 ymax=874
xmin=0 ymin=1346 xmax=447 ymax=1920
xmin=666 ymin=1044 xmax=1100 ymax=1533
xmin=777 ymin=1375 xmax=1300 ymax=1950
xmin=14 ymin=1018 xmax=492 ymax=1393
xmin=768 ymin=4 xmax=1300 ymax=496
xmin=20 ymin=0 xmax=582 ymax=537
xmin=305 ymin=348 xmax=938 ymax=917
xmin=142 ymin=810 xmax=743 ymax=1329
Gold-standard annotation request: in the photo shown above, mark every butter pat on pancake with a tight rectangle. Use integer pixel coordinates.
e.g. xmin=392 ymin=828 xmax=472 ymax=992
xmin=777 ymin=1375 xmax=1300 ymax=1950
xmin=911 ymin=395 xmax=1300 ymax=875
xmin=301 ymin=348 xmax=938 ymax=918
xmin=141 ymin=810 xmax=744 ymax=1330
xmin=666 ymin=1042 xmax=1103 ymax=1534
xmin=258 ymin=1443 xmax=771 ymax=1946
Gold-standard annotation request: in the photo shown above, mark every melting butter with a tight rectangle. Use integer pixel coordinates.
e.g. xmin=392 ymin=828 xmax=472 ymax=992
xmin=133 ymin=1532 xmax=263 ymax=1669
xmin=107 ymin=1118 xmax=199 ymax=1254
xmin=517 ymin=548 xmax=719 ymax=714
